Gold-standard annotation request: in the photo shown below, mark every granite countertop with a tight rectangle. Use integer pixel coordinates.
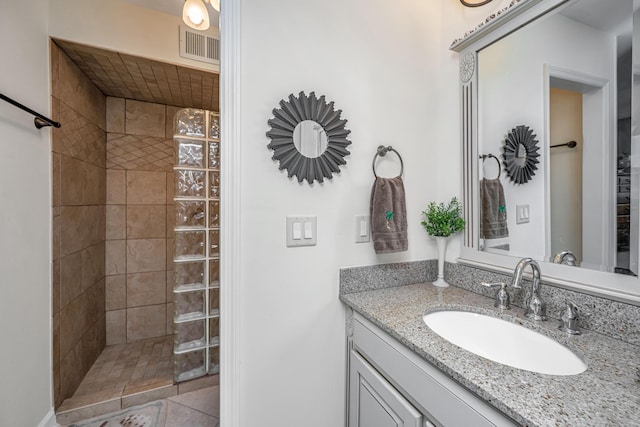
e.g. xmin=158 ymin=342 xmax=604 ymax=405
xmin=341 ymin=283 xmax=640 ymax=426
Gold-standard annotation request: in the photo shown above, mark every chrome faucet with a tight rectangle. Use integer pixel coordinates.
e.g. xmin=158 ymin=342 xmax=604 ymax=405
xmin=510 ymin=258 xmax=547 ymax=321
xmin=553 ymin=250 xmax=577 ymax=266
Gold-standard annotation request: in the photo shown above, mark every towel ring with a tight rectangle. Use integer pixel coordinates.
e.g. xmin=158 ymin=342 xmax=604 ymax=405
xmin=480 ymin=154 xmax=501 ymax=179
xmin=373 ymin=145 xmax=404 ymax=178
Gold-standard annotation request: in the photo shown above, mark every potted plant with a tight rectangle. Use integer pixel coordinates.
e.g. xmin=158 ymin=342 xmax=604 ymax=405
xmin=421 ymin=197 xmax=465 ymax=287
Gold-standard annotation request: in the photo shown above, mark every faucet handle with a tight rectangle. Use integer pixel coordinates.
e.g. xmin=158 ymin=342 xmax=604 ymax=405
xmin=481 ymin=282 xmax=511 ymax=310
xmin=558 ymin=300 xmax=581 ymax=335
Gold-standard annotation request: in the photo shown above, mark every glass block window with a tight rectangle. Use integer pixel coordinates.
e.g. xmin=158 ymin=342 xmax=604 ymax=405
xmin=173 ymin=110 xmax=221 ymax=383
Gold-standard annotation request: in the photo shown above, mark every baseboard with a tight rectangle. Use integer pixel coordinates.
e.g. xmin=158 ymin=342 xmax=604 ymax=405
xmin=36 ymin=408 xmax=58 ymax=427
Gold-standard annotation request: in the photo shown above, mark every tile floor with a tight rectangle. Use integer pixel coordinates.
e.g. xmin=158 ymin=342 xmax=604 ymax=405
xmin=57 ymin=335 xmax=218 ymax=425
xmin=61 ymin=386 xmax=220 ymax=426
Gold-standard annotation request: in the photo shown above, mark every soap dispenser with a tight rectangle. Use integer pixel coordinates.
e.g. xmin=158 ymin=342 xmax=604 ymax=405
xmin=558 ymin=300 xmax=581 ymax=335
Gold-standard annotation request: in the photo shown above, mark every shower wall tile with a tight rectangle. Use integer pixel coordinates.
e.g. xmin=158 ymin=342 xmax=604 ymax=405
xmin=60 ymin=251 xmax=83 ymax=307
xmin=166 ymin=172 xmax=174 ymax=205
xmin=53 ymin=152 xmax=61 ymax=207
xmin=82 ymin=242 xmax=105 ymax=292
xmin=166 ymin=205 xmax=175 ymax=238
xmin=56 ymin=45 xmax=106 ymax=130
xmin=166 ymin=270 xmax=174 ymax=302
xmin=106 ymin=97 xmax=125 ymax=133
xmin=107 ymin=170 xmax=126 ymax=205
xmin=166 ymin=302 xmax=175 ymax=335
xmin=60 ymin=206 xmax=105 ymax=256
xmin=106 ymin=309 xmax=126 ymax=345
xmin=125 ymin=99 xmax=166 ymax=138
xmin=52 ymin=208 xmax=61 ymax=261
xmin=107 ymin=134 xmax=173 ymax=171
xmin=54 ymin=101 xmax=106 ymax=167
xmin=52 ymin=259 xmax=61 ymax=314
xmin=51 ymin=41 xmax=107 ymax=409
xmin=127 ymin=205 xmax=166 ymax=239
xmin=127 ymin=171 xmax=166 ymax=205
xmin=106 ymin=205 xmax=126 ymax=240
xmin=126 ymin=271 xmax=166 ymax=307
xmin=106 ymin=275 xmax=126 ymax=311
xmin=127 ymin=304 xmax=166 ymax=342
xmin=127 ymin=239 xmax=166 ymax=273
xmin=106 ymin=240 xmax=126 ymax=276
xmin=166 ymin=105 xmax=181 ymax=138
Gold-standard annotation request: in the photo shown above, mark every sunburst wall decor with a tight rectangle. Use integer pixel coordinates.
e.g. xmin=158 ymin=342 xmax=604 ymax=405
xmin=502 ymin=125 xmax=540 ymax=184
xmin=266 ymin=91 xmax=351 ymax=184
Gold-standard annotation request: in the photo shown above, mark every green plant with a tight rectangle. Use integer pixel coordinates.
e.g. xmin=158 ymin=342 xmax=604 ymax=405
xmin=421 ymin=197 xmax=465 ymax=237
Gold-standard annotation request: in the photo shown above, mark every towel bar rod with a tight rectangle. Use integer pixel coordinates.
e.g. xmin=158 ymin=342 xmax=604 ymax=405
xmin=0 ymin=92 xmax=61 ymax=129
xmin=550 ymin=140 xmax=577 ymax=149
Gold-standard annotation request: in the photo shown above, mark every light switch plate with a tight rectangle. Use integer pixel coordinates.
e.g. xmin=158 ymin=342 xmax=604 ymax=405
xmin=286 ymin=216 xmax=317 ymax=247
xmin=516 ymin=204 xmax=530 ymax=224
xmin=354 ymin=215 xmax=370 ymax=243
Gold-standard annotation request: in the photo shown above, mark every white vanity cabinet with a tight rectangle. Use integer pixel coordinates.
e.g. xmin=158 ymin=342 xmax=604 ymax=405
xmin=346 ymin=311 xmax=518 ymax=427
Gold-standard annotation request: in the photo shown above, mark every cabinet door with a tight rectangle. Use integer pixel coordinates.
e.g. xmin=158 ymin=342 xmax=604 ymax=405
xmin=349 ymin=350 xmax=422 ymax=427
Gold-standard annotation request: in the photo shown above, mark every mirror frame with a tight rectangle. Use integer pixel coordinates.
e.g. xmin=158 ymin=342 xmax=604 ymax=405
xmin=266 ymin=91 xmax=351 ymax=184
xmin=451 ymin=0 xmax=640 ymax=305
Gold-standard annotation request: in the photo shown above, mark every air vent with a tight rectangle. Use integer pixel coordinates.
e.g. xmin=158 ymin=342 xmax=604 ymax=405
xmin=179 ymin=24 xmax=220 ymax=65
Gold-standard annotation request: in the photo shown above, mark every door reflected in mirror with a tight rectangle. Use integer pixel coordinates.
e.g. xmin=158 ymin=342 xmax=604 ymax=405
xmin=293 ymin=120 xmax=328 ymax=158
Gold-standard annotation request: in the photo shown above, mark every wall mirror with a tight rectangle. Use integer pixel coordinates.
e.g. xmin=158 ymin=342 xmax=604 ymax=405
xmin=266 ymin=91 xmax=351 ymax=184
xmin=452 ymin=0 xmax=640 ymax=304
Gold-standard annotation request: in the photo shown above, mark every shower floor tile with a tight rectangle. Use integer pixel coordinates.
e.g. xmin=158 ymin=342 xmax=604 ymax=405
xmin=57 ymin=335 xmax=178 ymax=425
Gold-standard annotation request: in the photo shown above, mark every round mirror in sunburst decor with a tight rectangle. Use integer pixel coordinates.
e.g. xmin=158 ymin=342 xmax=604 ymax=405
xmin=266 ymin=91 xmax=351 ymax=184
xmin=502 ymin=125 xmax=540 ymax=184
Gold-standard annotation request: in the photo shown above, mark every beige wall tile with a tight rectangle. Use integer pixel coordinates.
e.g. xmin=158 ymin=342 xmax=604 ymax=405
xmin=106 ymin=275 xmax=126 ymax=311
xmin=61 ymin=155 xmax=84 ymax=206
xmin=57 ymin=47 xmax=106 ymax=130
xmin=166 ymin=205 xmax=175 ymax=238
xmin=60 ymin=206 xmax=104 ymax=256
xmin=107 ymin=170 xmax=126 ymax=205
xmin=166 ymin=172 xmax=174 ymax=205
xmin=52 ymin=152 xmax=61 ymax=207
xmin=60 ymin=251 xmax=83 ymax=307
xmin=127 ymin=205 xmax=166 ymax=239
xmin=126 ymin=100 xmax=166 ymax=138
xmin=106 ymin=205 xmax=126 ymax=240
xmin=126 ymin=271 xmax=166 ymax=307
xmin=166 ymin=302 xmax=175 ymax=335
xmin=166 ymin=238 xmax=174 ymax=268
xmin=127 ymin=239 xmax=166 ymax=273
xmin=51 ymin=41 xmax=60 ymax=99
xmin=82 ymin=161 xmax=106 ymax=205
xmin=127 ymin=171 xmax=166 ymax=205
xmin=166 ymin=270 xmax=174 ymax=301
xmin=52 ymin=209 xmax=61 ymax=261
xmin=127 ymin=305 xmax=166 ymax=341
xmin=60 ymin=293 xmax=87 ymax=358
xmin=52 ymin=260 xmax=61 ymax=314
xmin=106 ymin=309 xmax=126 ymax=345
xmin=81 ymin=242 xmax=105 ymax=292
xmin=166 ymin=105 xmax=181 ymax=138
xmin=106 ymin=97 xmax=125 ymax=133
xmin=106 ymin=240 xmax=126 ymax=276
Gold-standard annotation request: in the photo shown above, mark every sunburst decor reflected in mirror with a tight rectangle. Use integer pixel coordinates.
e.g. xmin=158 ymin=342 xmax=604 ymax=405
xmin=266 ymin=91 xmax=351 ymax=184
xmin=502 ymin=125 xmax=539 ymax=184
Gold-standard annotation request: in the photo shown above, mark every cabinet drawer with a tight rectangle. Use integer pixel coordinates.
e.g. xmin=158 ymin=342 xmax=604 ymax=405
xmin=352 ymin=315 xmax=517 ymax=427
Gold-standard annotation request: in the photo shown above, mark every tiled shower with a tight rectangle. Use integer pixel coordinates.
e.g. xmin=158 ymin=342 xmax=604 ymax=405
xmin=50 ymin=39 xmax=220 ymax=418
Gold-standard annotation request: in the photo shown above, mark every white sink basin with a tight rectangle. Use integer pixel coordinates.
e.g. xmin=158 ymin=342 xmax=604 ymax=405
xmin=423 ymin=310 xmax=587 ymax=376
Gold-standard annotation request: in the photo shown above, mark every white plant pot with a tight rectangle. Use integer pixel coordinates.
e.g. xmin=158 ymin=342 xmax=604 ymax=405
xmin=433 ymin=236 xmax=449 ymax=287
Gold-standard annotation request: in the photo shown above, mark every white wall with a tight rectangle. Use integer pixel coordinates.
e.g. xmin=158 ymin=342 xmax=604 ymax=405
xmin=0 ymin=1 xmax=53 ymax=426
xmin=49 ymin=0 xmax=218 ymax=72
xmin=478 ymin=13 xmax=615 ymax=259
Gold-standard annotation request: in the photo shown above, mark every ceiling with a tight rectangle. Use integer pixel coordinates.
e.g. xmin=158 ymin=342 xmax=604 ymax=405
xmin=119 ymin=0 xmax=220 ymax=23
xmin=54 ymin=38 xmax=219 ymax=111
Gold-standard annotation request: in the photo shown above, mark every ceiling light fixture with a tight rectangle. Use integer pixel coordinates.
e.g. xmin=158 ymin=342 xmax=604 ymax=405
xmin=183 ymin=0 xmax=210 ymax=30
xmin=460 ymin=0 xmax=494 ymax=7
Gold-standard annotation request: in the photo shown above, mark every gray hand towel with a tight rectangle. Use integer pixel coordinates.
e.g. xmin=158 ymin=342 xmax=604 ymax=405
xmin=481 ymin=178 xmax=509 ymax=239
xmin=370 ymin=177 xmax=408 ymax=254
